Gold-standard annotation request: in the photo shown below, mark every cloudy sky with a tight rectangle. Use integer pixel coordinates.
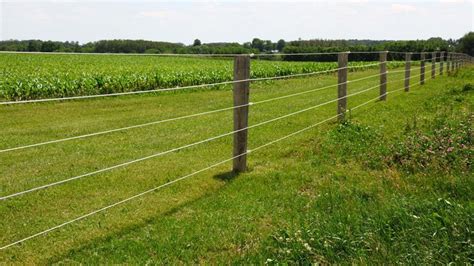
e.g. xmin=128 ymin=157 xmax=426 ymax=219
xmin=0 ymin=0 xmax=472 ymax=44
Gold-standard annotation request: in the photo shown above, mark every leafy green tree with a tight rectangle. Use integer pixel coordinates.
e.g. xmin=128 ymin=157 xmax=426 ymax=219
xmin=40 ymin=41 xmax=59 ymax=52
xmin=193 ymin=39 xmax=201 ymax=46
xmin=251 ymin=38 xmax=265 ymax=52
xmin=277 ymin=39 xmax=286 ymax=52
xmin=263 ymin=40 xmax=274 ymax=52
xmin=27 ymin=40 xmax=41 ymax=51
xmin=457 ymin=32 xmax=474 ymax=56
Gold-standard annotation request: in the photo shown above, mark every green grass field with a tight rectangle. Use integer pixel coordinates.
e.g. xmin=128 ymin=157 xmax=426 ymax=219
xmin=0 ymin=62 xmax=472 ymax=263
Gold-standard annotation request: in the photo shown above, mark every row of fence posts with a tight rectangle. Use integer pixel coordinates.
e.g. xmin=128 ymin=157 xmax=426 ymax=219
xmin=231 ymin=51 xmax=471 ymax=172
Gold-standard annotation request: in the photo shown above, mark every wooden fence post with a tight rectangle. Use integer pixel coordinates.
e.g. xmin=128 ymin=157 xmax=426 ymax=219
xmin=420 ymin=52 xmax=425 ymax=85
xmin=404 ymin=52 xmax=411 ymax=92
xmin=450 ymin=53 xmax=453 ymax=72
xmin=431 ymin=52 xmax=436 ymax=79
xmin=453 ymin=53 xmax=456 ymax=70
xmin=232 ymin=55 xmax=250 ymax=173
xmin=446 ymin=52 xmax=450 ymax=73
xmin=452 ymin=54 xmax=455 ymax=70
xmin=337 ymin=52 xmax=349 ymax=122
xmin=451 ymin=53 xmax=455 ymax=72
xmin=379 ymin=51 xmax=388 ymax=100
xmin=440 ymin=51 xmax=444 ymax=75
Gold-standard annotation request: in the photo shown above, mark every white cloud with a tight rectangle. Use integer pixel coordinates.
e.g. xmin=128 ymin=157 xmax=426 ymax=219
xmin=439 ymin=0 xmax=466 ymax=3
xmin=391 ymin=3 xmax=417 ymax=13
xmin=138 ymin=11 xmax=170 ymax=18
xmin=346 ymin=0 xmax=370 ymax=3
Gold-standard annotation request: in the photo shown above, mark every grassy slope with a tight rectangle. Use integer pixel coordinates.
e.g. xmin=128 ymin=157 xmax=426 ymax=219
xmin=0 ymin=65 xmax=472 ymax=263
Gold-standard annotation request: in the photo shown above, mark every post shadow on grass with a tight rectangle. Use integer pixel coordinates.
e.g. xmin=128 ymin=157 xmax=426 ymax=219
xmin=213 ymin=171 xmax=240 ymax=182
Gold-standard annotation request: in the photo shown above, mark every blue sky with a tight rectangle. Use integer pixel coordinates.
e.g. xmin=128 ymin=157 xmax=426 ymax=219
xmin=1 ymin=0 xmax=472 ymax=44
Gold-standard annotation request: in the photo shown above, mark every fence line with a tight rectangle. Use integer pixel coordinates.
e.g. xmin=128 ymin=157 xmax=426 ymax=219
xmin=1 ymin=73 xmax=408 ymax=201
xmin=0 ymin=71 xmax=390 ymax=154
xmin=0 ymin=77 xmax=428 ymax=251
xmin=389 ymin=62 xmax=437 ymax=74
xmin=0 ymin=61 xmax=445 ymax=154
xmin=0 ymin=51 xmax=471 ymax=251
xmin=0 ymin=55 xmax=459 ymax=199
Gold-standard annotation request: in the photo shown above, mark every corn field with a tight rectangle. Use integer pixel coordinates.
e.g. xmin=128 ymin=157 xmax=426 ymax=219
xmin=0 ymin=54 xmax=408 ymax=100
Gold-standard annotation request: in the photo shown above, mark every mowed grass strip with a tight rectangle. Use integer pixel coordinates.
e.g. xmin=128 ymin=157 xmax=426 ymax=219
xmin=0 ymin=65 xmax=464 ymax=263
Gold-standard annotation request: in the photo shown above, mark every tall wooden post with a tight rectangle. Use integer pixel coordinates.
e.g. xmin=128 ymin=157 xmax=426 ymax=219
xmin=452 ymin=54 xmax=455 ymax=70
xmin=431 ymin=52 xmax=436 ymax=79
xmin=337 ymin=52 xmax=348 ymax=122
xmin=404 ymin=52 xmax=411 ymax=92
xmin=450 ymin=53 xmax=454 ymax=72
xmin=450 ymin=53 xmax=453 ymax=72
xmin=379 ymin=51 xmax=388 ymax=100
xmin=446 ymin=52 xmax=450 ymax=73
xmin=232 ymin=55 xmax=250 ymax=173
xmin=420 ymin=52 xmax=425 ymax=85
xmin=440 ymin=51 xmax=445 ymax=75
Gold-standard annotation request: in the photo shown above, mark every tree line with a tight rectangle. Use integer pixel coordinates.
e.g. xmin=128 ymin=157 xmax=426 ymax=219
xmin=0 ymin=32 xmax=472 ymax=61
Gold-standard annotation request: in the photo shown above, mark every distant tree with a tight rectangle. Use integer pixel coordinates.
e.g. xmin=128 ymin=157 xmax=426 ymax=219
xmin=457 ymin=32 xmax=474 ymax=56
xmin=276 ymin=39 xmax=286 ymax=52
xmin=40 ymin=41 xmax=59 ymax=52
xmin=193 ymin=39 xmax=201 ymax=46
xmin=27 ymin=40 xmax=41 ymax=51
xmin=145 ymin=48 xmax=159 ymax=54
xmin=0 ymin=37 xmax=465 ymax=57
xmin=251 ymin=38 xmax=265 ymax=52
xmin=263 ymin=40 xmax=274 ymax=52
xmin=242 ymin=42 xmax=252 ymax=49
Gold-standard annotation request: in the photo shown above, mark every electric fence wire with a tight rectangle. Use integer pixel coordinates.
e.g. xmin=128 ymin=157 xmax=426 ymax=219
xmin=0 ymin=73 xmax=416 ymax=201
xmin=0 ymin=66 xmax=386 ymax=153
xmin=0 ymin=77 xmax=426 ymax=251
